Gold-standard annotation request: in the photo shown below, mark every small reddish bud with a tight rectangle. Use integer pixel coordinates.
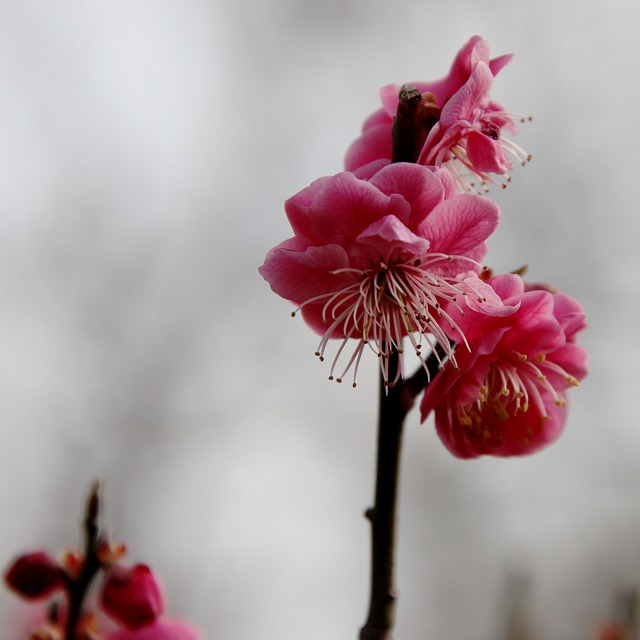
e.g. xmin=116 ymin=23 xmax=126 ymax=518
xmin=4 ymin=551 xmax=64 ymax=600
xmin=97 ymin=539 xmax=128 ymax=567
xmin=100 ymin=564 xmax=164 ymax=630
xmin=61 ymin=548 xmax=84 ymax=579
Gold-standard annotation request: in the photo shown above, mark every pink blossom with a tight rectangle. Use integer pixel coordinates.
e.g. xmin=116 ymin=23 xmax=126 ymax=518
xmin=99 ymin=564 xmax=164 ymax=630
xmin=345 ymin=35 xmax=529 ymax=192
xmin=259 ymin=162 xmax=503 ymax=386
xmin=4 ymin=552 xmax=64 ymax=601
xmin=420 ymin=274 xmax=588 ymax=457
xmin=103 ymin=619 xmax=201 ymax=640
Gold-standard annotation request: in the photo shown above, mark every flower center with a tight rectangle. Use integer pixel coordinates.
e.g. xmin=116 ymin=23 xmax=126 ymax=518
xmin=292 ymin=253 xmax=482 ymax=387
xmin=458 ymin=351 xmax=580 ymax=445
xmin=447 ymin=110 xmax=533 ymax=194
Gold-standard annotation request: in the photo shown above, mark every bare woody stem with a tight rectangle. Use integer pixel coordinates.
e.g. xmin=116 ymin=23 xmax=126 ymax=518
xmin=359 ymin=84 xmax=443 ymax=640
xmin=64 ymin=481 xmax=103 ymax=640
xmin=359 ymin=349 xmax=444 ymax=640
xmin=359 ymin=351 xmax=408 ymax=640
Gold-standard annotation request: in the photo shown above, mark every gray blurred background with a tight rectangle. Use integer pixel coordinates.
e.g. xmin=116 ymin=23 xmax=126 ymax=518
xmin=0 ymin=1 xmax=637 ymax=638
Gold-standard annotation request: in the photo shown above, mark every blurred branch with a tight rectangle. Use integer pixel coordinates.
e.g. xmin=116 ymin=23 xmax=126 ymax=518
xmin=502 ymin=573 xmax=534 ymax=640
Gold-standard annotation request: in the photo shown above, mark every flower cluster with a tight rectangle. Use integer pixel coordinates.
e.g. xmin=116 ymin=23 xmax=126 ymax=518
xmin=260 ymin=35 xmax=588 ymax=458
xmin=345 ymin=35 xmax=532 ymax=192
xmin=260 ymin=163 xmax=504 ymax=386
xmin=4 ymin=484 xmax=199 ymax=640
xmin=420 ymin=274 xmax=588 ymax=457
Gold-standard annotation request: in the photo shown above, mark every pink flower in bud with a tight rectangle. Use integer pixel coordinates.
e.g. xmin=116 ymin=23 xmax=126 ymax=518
xmin=260 ymin=162 xmax=505 ymax=387
xmin=103 ymin=619 xmax=200 ymax=640
xmin=420 ymin=274 xmax=588 ymax=457
xmin=345 ymin=35 xmax=530 ymax=192
xmin=4 ymin=552 xmax=64 ymax=600
xmin=99 ymin=564 xmax=164 ymax=630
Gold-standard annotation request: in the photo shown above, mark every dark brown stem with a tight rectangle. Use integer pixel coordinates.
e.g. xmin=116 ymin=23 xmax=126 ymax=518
xmin=359 ymin=347 xmax=448 ymax=640
xmin=360 ymin=85 xmax=444 ymax=639
xmin=391 ymin=84 xmax=441 ymax=164
xmin=65 ymin=481 xmax=103 ymax=639
xmin=360 ymin=352 xmax=409 ymax=640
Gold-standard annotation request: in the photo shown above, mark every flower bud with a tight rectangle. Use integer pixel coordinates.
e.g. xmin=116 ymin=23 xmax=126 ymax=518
xmin=103 ymin=619 xmax=201 ymax=640
xmin=100 ymin=564 xmax=164 ymax=630
xmin=4 ymin=551 xmax=63 ymax=600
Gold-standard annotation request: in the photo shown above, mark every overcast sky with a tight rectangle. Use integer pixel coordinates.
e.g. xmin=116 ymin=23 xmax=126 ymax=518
xmin=0 ymin=2 xmax=638 ymax=639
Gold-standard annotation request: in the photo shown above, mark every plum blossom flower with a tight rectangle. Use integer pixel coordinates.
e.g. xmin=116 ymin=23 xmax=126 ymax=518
xmin=4 ymin=552 xmax=64 ymax=601
xmin=345 ymin=35 xmax=530 ymax=192
xmin=103 ymin=619 xmax=200 ymax=640
xmin=260 ymin=162 xmax=504 ymax=386
xmin=420 ymin=273 xmax=588 ymax=457
xmin=99 ymin=564 xmax=164 ymax=630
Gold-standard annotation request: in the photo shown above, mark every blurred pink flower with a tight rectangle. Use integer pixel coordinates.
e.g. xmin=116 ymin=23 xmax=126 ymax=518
xmin=345 ymin=35 xmax=529 ymax=192
xmin=99 ymin=564 xmax=164 ymax=631
xmin=420 ymin=273 xmax=588 ymax=457
xmin=103 ymin=618 xmax=200 ymax=640
xmin=260 ymin=162 xmax=503 ymax=386
xmin=4 ymin=552 xmax=64 ymax=601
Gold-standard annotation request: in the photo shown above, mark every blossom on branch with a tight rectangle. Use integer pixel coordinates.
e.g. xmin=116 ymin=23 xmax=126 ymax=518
xmin=420 ymin=274 xmax=588 ymax=457
xmin=3 ymin=485 xmax=200 ymax=640
xmin=4 ymin=552 xmax=64 ymax=601
xmin=345 ymin=35 xmax=530 ymax=192
xmin=99 ymin=564 xmax=164 ymax=630
xmin=260 ymin=162 xmax=506 ymax=387
xmin=103 ymin=619 xmax=200 ymax=640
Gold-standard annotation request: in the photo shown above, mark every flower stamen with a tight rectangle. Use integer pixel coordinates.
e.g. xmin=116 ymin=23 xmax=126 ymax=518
xmin=291 ymin=253 xmax=478 ymax=386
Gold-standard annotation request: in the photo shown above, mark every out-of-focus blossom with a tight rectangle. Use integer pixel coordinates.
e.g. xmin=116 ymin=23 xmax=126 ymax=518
xmin=260 ymin=162 xmax=504 ymax=386
xmin=4 ymin=552 xmax=64 ymax=601
xmin=345 ymin=35 xmax=530 ymax=192
xmin=99 ymin=564 xmax=164 ymax=631
xmin=102 ymin=619 xmax=200 ymax=640
xmin=420 ymin=273 xmax=588 ymax=457
xmin=597 ymin=622 xmax=628 ymax=640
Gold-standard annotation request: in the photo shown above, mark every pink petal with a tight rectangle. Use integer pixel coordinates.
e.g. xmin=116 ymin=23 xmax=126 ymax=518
xmin=285 ymin=172 xmax=410 ymax=245
xmin=380 ymin=84 xmax=403 ymax=117
xmin=417 ymin=193 xmax=499 ymax=266
xmin=368 ymin=163 xmax=444 ymax=228
xmin=466 ymin=129 xmax=512 ymax=173
xmin=103 ymin=619 xmax=201 ymax=640
xmin=457 ymin=274 xmax=520 ymax=317
xmin=356 ymin=215 xmax=431 ymax=258
xmin=344 ymin=122 xmax=393 ymax=173
xmin=486 ymin=273 xmax=525 ymax=301
xmin=260 ymin=243 xmax=350 ymax=306
xmin=438 ymin=61 xmax=493 ymax=127
xmin=489 ymin=52 xmax=514 ymax=76
xmin=500 ymin=291 xmax=566 ymax=355
xmin=551 ymin=291 xmax=588 ymax=340
xmin=99 ymin=565 xmax=164 ymax=631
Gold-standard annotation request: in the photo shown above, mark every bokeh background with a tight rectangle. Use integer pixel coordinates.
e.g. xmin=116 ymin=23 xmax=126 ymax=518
xmin=0 ymin=1 xmax=637 ymax=638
